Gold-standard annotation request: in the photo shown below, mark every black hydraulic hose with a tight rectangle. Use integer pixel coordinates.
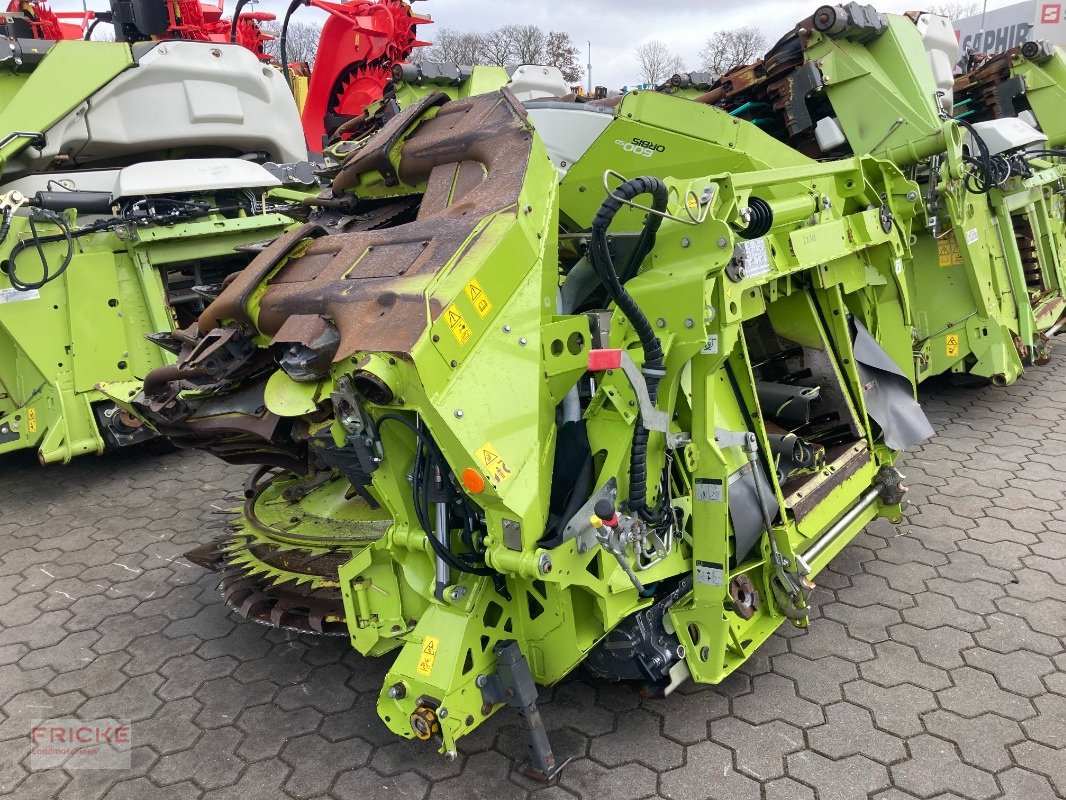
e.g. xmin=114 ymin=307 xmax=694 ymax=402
xmin=3 ymin=213 xmax=75 ymax=292
xmin=556 ymin=452 xmax=593 ymax=534
xmin=83 ymin=17 xmax=100 ymax=41
xmin=0 ymin=207 xmax=13 ymax=247
xmin=955 ymin=116 xmax=1000 ymax=194
xmin=589 ymin=176 xmax=670 ymax=523
xmin=279 ymin=0 xmax=309 ymax=90
xmin=229 ymin=0 xmax=252 ymax=42
xmin=374 ymin=414 xmax=499 ymax=578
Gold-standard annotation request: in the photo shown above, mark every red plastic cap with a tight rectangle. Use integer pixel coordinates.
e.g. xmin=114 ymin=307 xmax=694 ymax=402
xmin=588 ymin=349 xmax=622 ymax=371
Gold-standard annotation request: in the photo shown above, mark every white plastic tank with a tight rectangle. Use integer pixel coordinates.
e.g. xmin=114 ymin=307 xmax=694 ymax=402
xmin=915 ymin=13 xmax=960 ymax=114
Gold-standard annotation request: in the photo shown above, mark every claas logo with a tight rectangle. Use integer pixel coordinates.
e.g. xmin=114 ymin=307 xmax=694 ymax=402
xmin=1041 ymin=4 xmax=1061 ymax=24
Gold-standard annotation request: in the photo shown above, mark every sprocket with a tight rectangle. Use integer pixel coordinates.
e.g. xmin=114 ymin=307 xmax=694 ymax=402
xmin=187 ymin=472 xmax=390 ymax=635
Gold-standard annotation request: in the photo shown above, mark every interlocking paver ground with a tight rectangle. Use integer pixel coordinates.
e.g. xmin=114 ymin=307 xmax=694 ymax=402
xmin=1 ymin=358 xmax=1064 ymax=800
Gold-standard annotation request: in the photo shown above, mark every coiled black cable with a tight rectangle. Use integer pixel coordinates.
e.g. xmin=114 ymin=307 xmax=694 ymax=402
xmin=589 ymin=177 xmax=670 ymax=524
xmin=3 ymin=211 xmax=75 ymax=292
xmin=956 ymin=117 xmax=1006 ymax=194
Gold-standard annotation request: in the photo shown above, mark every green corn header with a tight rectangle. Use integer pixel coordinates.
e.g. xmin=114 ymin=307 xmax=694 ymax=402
xmin=73 ymin=1 xmax=1066 ymax=781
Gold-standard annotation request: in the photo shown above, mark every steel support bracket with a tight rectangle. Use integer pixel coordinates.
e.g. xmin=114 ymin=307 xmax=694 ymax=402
xmin=477 ymin=641 xmax=570 ymax=781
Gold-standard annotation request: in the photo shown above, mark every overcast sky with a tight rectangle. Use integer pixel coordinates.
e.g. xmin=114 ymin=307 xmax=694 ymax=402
xmin=52 ymin=0 xmax=1018 ymax=87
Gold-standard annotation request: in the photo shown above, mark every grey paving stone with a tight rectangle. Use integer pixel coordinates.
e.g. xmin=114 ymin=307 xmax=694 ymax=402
xmin=807 ymin=702 xmax=906 ymax=764
xmin=936 ymin=667 xmax=1036 ymax=722
xmin=842 ymin=681 xmax=938 ymax=738
xmin=785 ymin=751 xmax=891 ymax=800
xmin=888 ymin=734 xmax=999 ymax=800
xmin=588 ymin=708 xmax=682 ymax=771
xmin=712 ymin=717 xmax=803 ymax=781
xmin=922 ymin=709 xmax=1024 ymax=772
xmin=658 ymin=741 xmax=760 ymax=800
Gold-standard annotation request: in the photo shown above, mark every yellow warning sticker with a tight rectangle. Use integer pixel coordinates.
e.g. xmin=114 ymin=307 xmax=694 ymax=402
xmin=443 ymin=304 xmax=472 ymax=346
xmin=416 ymin=635 xmax=440 ymax=677
xmin=464 ymin=278 xmax=493 ymax=318
xmin=475 ymin=441 xmax=513 ymax=485
xmin=937 ymin=236 xmax=963 ymax=267
xmin=27 ymin=407 xmax=37 ymax=433
xmin=946 ymin=334 xmax=960 ymax=358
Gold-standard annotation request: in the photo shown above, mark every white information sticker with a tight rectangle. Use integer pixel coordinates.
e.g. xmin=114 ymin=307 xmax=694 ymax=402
xmin=0 ymin=288 xmax=40 ymax=304
xmin=695 ymin=561 xmax=725 ymax=587
xmin=738 ymin=238 xmax=771 ymax=279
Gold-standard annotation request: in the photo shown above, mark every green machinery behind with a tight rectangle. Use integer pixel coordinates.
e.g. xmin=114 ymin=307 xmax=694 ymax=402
xmin=0 ymin=33 xmax=311 ymax=462
xmin=669 ymin=4 xmax=1066 ymax=383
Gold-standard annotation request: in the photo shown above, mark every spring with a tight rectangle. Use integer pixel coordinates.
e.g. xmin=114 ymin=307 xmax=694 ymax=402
xmin=739 ymin=196 xmax=774 ymax=239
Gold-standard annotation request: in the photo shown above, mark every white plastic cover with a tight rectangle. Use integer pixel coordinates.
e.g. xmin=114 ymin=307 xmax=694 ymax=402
xmin=5 ymin=42 xmax=306 ymax=180
xmin=969 ymin=117 xmax=1048 ymax=155
xmin=1 ymin=159 xmax=281 ymax=202
xmin=526 ymin=104 xmax=614 ymax=176
xmin=507 ymin=65 xmax=571 ymax=101
xmin=915 ymin=14 xmax=960 ymax=114
xmin=113 ymin=159 xmax=282 ymax=197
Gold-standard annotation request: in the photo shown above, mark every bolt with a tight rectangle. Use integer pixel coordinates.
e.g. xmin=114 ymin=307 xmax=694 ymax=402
xmin=444 ymin=750 xmax=458 ymax=761
xmin=475 ymin=675 xmax=488 ymax=688
xmin=684 ymin=318 xmax=694 ymax=328
xmin=681 ymin=237 xmax=691 ymax=248
xmin=518 ymin=337 xmax=528 ymax=346
xmin=906 ymin=191 xmax=918 ymax=201
xmin=656 ymin=318 xmax=666 ymax=328
xmin=449 ymin=585 xmax=468 ymax=602
xmin=455 ymin=409 xmax=464 ymax=419
xmin=503 ymin=325 xmax=512 ymax=333
xmin=538 ymin=553 xmax=553 ymax=575
xmin=387 ymin=682 xmax=406 ymax=699
xmin=717 ymin=237 xmax=728 ymax=248
xmin=438 ymin=708 xmax=449 ymax=719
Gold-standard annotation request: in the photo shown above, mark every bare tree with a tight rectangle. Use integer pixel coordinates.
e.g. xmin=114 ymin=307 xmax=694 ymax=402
xmin=479 ymin=28 xmax=514 ymax=66
xmin=926 ymin=2 xmax=980 ymax=21
xmin=502 ymin=24 xmax=547 ymax=64
xmin=699 ymin=26 xmax=768 ymax=77
xmin=665 ymin=54 xmax=687 ymax=80
xmin=262 ymin=21 xmax=323 ymax=65
xmin=546 ymin=31 xmax=584 ymax=83
xmin=414 ymin=23 xmax=583 ymax=78
xmin=635 ymin=40 xmax=681 ymax=86
xmin=425 ymin=27 xmax=485 ymax=65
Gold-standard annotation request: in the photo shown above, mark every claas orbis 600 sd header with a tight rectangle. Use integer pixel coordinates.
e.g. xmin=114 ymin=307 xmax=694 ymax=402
xmin=106 ymin=39 xmax=938 ymax=771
